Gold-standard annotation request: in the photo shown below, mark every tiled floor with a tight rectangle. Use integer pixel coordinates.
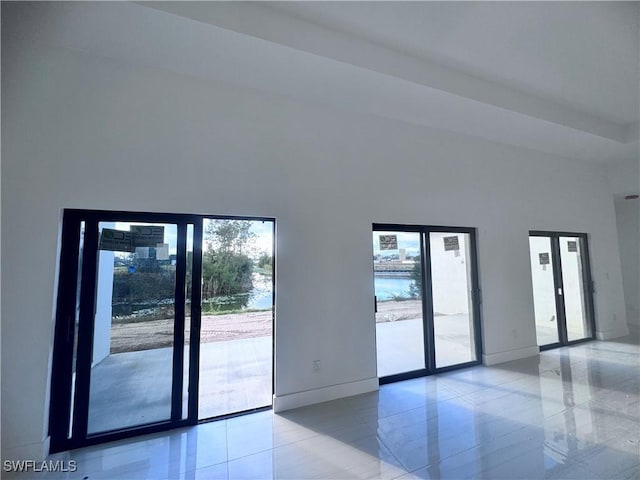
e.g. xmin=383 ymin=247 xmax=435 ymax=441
xmin=13 ymin=337 xmax=639 ymax=479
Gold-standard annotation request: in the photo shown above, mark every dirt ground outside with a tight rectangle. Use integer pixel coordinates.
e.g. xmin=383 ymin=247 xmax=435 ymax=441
xmin=375 ymin=299 xmax=422 ymax=322
xmin=110 ymin=300 xmax=421 ymax=354
xmin=110 ymin=311 xmax=273 ymax=354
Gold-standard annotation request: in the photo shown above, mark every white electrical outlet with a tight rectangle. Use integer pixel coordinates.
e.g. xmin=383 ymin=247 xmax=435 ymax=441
xmin=313 ymin=360 xmax=321 ymax=372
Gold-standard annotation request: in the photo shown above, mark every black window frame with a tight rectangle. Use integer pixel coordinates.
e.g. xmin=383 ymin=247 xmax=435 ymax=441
xmin=529 ymin=231 xmax=596 ymax=351
xmin=373 ymin=223 xmax=483 ymax=384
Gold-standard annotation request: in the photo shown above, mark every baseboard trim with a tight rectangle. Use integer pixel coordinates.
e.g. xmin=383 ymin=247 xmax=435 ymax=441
xmin=596 ymin=326 xmax=630 ymax=340
xmin=273 ymin=377 xmax=379 ymax=413
xmin=482 ymin=345 xmax=540 ymax=366
xmin=2 ymin=436 xmax=50 ymax=461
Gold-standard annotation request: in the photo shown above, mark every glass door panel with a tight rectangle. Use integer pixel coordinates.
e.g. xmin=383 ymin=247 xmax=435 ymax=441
xmin=529 ymin=236 xmax=560 ymax=346
xmin=373 ymin=231 xmax=425 ymax=377
xmin=430 ymin=232 xmax=476 ymax=368
xmin=87 ymin=221 xmax=178 ymax=434
xmin=198 ymin=218 xmax=274 ymax=419
xmin=559 ymin=237 xmax=591 ymax=342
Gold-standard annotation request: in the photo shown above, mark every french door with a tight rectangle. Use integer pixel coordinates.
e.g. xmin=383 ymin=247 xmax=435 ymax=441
xmin=373 ymin=225 xmax=482 ymax=383
xmin=49 ymin=210 xmax=274 ymax=452
xmin=528 ymin=232 xmax=595 ymax=349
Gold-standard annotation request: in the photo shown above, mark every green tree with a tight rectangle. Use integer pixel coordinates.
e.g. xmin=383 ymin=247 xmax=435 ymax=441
xmin=409 ymin=257 xmax=422 ymax=298
xmin=257 ymin=253 xmax=272 ymax=270
xmin=202 ymin=220 xmax=255 ymax=298
xmin=206 ymin=220 xmax=255 ymax=255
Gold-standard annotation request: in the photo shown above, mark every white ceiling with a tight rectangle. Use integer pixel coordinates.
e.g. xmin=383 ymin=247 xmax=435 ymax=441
xmin=266 ymin=1 xmax=639 ymax=127
xmin=6 ymin=1 xmax=639 ymax=165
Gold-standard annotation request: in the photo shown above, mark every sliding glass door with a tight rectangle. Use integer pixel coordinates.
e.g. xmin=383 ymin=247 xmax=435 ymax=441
xmin=198 ymin=218 xmax=274 ymax=420
xmin=373 ymin=231 xmax=426 ymax=377
xmin=87 ymin=221 xmax=183 ymax=434
xmin=430 ymin=231 xmax=478 ymax=369
xmin=559 ymin=236 xmax=593 ymax=342
xmin=50 ymin=211 xmax=197 ymax=451
xmin=373 ymin=225 xmax=482 ymax=382
xmin=529 ymin=235 xmax=561 ymax=346
xmin=528 ymin=232 xmax=595 ymax=349
xmin=49 ymin=210 xmax=275 ymax=452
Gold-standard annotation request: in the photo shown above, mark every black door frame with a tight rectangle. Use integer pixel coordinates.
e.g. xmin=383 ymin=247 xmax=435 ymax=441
xmin=529 ymin=231 xmax=596 ymax=351
xmin=373 ymin=224 xmax=483 ymax=384
xmin=49 ymin=209 xmax=275 ymax=453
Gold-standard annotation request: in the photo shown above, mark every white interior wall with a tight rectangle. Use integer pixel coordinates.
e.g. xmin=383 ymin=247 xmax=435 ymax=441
xmin=614 ymin=197 xmax=640 ymax=335
xmin=607 ymin=158 xmax=640 ymax=196
xmin=606 ymin=158 xmax=640 ymax=337
xmin=1 ymin=38 xmax=629 ymax=460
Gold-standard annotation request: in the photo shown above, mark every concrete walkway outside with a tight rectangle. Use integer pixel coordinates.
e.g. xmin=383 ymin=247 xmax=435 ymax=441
xmin=376 ymin=314 xmax=475 ymax=377
xmin=88 ymin=336 xmax=272 ymax=434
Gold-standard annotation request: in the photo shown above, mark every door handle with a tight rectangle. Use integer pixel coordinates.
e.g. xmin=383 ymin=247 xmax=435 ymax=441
xmin=374 ymin=296 xmax=378 ymax=313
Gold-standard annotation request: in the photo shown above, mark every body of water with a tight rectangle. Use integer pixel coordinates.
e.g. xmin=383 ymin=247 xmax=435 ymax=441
xmin=216 ymin=274 xmax=414 ymax=309
xmin=116 ymin=273 xmax=274 ymax=318
xmin=201 ymin=273 xmax=273 ymax=313
xmin=246 ymin=273 xmax=274 ymax=309
xmin=116 ymin=274 xmax=410 ymax=318
xmin=375 ymin=275 xmax=416 ymax=300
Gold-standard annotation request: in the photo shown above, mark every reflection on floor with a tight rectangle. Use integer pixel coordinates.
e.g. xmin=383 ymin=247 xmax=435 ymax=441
xmin=28 ymin=337 xmax=639 ymax=479
xmin=88 ymin=337 xmax=272 ymax=433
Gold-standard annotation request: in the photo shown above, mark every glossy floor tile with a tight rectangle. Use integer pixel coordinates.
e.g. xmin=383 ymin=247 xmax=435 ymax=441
xmin=8 ymin=337 xmax=639 ymax=479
